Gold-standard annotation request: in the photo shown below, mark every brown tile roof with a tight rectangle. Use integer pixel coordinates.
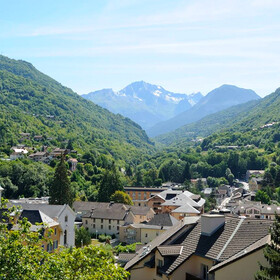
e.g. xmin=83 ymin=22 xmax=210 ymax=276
xmin=124 ymin=217 xmax=199 ymax=270
xmin=125 ymin=215 xmax=272 ymax=276
xmin=158 ymin=245 xmax=183 ymax=256
xmin=209 ymin=235 xmax=269 ymax=272
xmin=74 ymin=201 xmax=153 ymax=220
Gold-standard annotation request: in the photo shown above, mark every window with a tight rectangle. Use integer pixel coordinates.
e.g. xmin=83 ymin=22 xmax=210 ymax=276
xmin=109 ymin=225 xmax=111 ymax=230
xmin=54 ymin=228 xmax=57 ymax=235
xmin=144 ymin=192 xmax=147 ymax=199
xmin=93 ymin=224 xmax=95 ymax=229
xmin=201 ymin=264 xmax=209 ymax=280
xmin=93 ymin=218 xmax=95 ymax=222
xmin=101 ymin=219 xmax=103 ymax=223
xmin=64 ymin=230 xmax=67 ymax=246
xmin=117 ymin=226 xmax=119 ymax=231
xmin=158 ymin=259 xmax=163 ymax=267
xmin=53 ymin=240 xmax=58 ymax=250
xmin=101 ymin=225 xmax=103 ymax=229
xmin=145 ymin=233 xmax=148 ymax=238
xmin=85 ymin=220 xmax=88 ymax=225
xmin=117 ymin=220 xmax=120 ymax=225
xmin=109 ymin=219 xmax=111 ymax=224
xmin=138 ymin=193 xmax=141 ymax=200
xmin=47 ymin=243 xmax=52 ymax=252
xmin=65 ymin=216 xmax=68 ymax=222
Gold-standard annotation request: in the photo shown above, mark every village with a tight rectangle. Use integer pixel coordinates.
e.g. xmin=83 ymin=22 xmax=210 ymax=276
xmin=0 ymin=164 xmax=278 ymax=279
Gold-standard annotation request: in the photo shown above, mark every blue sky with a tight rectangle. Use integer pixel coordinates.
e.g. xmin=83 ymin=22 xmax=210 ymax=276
xmin=1 ymin=0 xmax=280 ymax=97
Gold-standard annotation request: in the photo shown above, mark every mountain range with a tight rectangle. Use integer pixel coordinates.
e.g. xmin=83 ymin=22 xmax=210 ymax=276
xmin=82 ymin=81 xmax=203 ymax=130
xmin=147 ymin=85 xmax=260 ymax=137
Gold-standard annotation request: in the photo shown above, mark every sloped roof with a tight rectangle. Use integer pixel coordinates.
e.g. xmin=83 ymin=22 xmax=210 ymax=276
xmin=171 ymin=204 xmax=200 ymax=214
xmin=124 ymin=217 xmax=199 ymax=270
xmin=209 ymin=235 xmax=269 ymax=272
xmin=20 ymin=209 xmax=59 ymax=227
xmin=146 ymin=213 xmax=179 ymax=227
xmin=74 ymin=201 xmax=153 ymax=219
xmin=158 ymin=245 xmax=183 ymax=256
xmin=9 ymin=203 xmax=75 ymax=219
xmin=125 ymin=215 xmax=272 ymax=276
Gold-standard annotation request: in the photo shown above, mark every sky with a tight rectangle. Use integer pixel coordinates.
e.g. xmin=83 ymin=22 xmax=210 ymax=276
xmin=1 ymin=0 xmax=280 ymax=97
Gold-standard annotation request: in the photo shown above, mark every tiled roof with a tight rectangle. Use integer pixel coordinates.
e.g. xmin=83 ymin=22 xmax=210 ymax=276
xmin=158 ymin=245 xmax=183 ymax=256
xmin=164 ymin=216 xmax=272 ymax=275
xmin=147 ymin=213 xmax=179 ymax=227
xmin=74 ymin=201 xmax=152 ymax=219
xmin=124 ymin=217 xmax=199 ymax=270
xmin=125 ymin=215 xmax=272 ymax=276
xmin=209 ymin=235 xmax=269 ymax=272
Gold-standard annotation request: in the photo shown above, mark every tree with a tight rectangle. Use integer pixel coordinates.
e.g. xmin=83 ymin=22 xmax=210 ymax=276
xmin=110 ymin=190 xmax=133 ymax=205
xmin=255 ymin=214 xmax=280 ymax=280
xmin=98 ymin=168 xmax=123 ymax=202
xmin=75 ymin=226 xmax=92 ymax=247
xmin=49 ymin=157 xmax=73 ymax=206
xmin=255 ymin=190 xmax=271 ymax=204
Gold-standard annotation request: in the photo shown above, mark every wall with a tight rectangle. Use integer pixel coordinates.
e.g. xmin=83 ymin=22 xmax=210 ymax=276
xmin=42 ymin=224 xmax=61 ymax=252
xmin=170 ymin=255 xmax=214 ymax=280
xmin=214 ymin=249 xmax=267 ymax=280
xmin=57 ymin=206 xmax=76 ymax=247
xmin=141 ymin=228 xmax=165 ymax=244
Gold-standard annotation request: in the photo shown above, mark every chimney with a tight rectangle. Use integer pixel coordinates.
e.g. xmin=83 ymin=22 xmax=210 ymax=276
xmin=201 ymin=214 xmax=225 ymax=236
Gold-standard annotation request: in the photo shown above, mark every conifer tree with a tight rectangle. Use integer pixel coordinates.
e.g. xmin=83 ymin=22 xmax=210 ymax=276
xmin=49 ymin=156 xmax=73 ymax=206
xmin=255 ymin=214 xmax=280 ymax=280
xmin=98 ymin=166 xmax=123 ymax=202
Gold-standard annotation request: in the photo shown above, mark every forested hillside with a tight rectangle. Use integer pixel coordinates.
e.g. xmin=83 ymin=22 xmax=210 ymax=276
xmin=0 ymin=55 xmax=154 ymax=163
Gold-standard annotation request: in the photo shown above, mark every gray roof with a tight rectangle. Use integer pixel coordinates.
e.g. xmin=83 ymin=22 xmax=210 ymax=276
xmin=235 ymin=203 xmax=280 ymax=215
xmin=146 ymin=213 xmax=179 ymax=227
xmin=8 ymin=203 xmax=74 ymax=219
xmin=73 ymin=201 xmax=152 ymax=219
xmin=209 ymin=235 xmax=269 ymax=272
xmin=158 ymin=245 xmax=183 ymax=256
xmin=171 ymin=204 xmax=200 ymax=214
xmin=125 ymin=215 xmax=272 ymax=275
xmin=124 ymin=217 xmax=199 ymax=270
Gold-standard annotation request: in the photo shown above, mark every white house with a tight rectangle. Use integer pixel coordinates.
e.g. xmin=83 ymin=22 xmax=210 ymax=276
xmin=9 ymin=203 xmax=76 ymax=247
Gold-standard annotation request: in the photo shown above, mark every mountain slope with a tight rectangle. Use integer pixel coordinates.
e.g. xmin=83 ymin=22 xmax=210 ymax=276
xmin=157 ymin=87 xmax=280 ymax=148
xmin=156 ymin=99 xmax=260 ymax=146
xmin=0 ymin=55 xmax=154 ymax=162
xmin=82 ymin=81 xmax=202 ymax=129
xmin=147 ymin=84 xmax=260 ymax=137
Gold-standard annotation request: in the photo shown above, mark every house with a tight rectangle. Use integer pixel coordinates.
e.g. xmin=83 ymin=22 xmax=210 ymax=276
xmin=119 ymin=213 xmax=179 ymax=244
xmin=10 ymin=148 xmax=28 ymax=160
xmin=19 ymin=133 xmax=31 ymax=140
xmin=125 ymin=214 xmax=272 ymax=280
xmin=34 ymin=135 xmax=43 ymax=141
xmin=0 ymin=209 xmax=62 ymax=252
xmin=124 ymin=186 xmax=168 ymax=207
xmin=202 ymin=188 xmax=212 ymax=197
xmin=232 ymin=201 xmax=280 ymax=220
xmin=9 ymin=202 xmax=76 ymax=247
xmin=68 ymin=158 xmax=78 ymax=171
xmin=147 ymin=190 xmax=205 ymax=219
xmin=49 ymin=148 xmax=70 ymax=159
xmin=73 ymin=201 xmax=155 ymax=237
xmin=246 ymin=170 xmax=265 ymax=182
xmin=29 ymin=151 xmax=48 ymax=162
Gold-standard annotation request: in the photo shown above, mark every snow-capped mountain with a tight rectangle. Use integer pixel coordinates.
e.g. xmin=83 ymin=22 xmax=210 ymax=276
xmin=82 ymin=81 xmax=202 ymax=129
